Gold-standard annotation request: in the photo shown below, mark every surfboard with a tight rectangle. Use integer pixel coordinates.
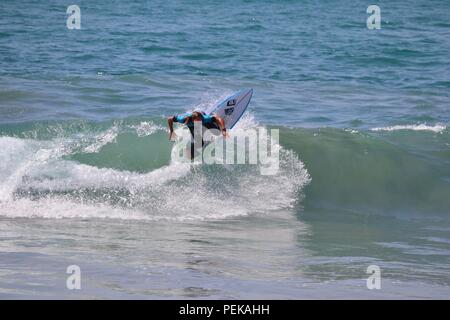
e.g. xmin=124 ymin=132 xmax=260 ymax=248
xmin=205 ymin=89 xmax=253 ymax=129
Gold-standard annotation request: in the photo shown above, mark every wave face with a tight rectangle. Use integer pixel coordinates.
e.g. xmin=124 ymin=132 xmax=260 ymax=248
xmin=0 ymin=115 xmax=310 ymax=221
xmin=280 ymin=126 xmax=450 ymax=219
xmin=1 ymin=116 xmax=449 ymax=221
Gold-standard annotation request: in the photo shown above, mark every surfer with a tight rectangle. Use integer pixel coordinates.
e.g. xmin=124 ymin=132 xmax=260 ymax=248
xmin=167 ymin=111 xmax=227 ymax=141
xmin=167 ymin=111 xmax=228 ymax=159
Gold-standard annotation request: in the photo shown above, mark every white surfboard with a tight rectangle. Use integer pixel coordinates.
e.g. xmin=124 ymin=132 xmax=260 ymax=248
xmin=205 ymin=89 xmax=253 ymax=129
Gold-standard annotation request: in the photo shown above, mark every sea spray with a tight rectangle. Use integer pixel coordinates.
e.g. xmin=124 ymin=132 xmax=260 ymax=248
xmin=0 ymin=117 xmax=310 ymax=221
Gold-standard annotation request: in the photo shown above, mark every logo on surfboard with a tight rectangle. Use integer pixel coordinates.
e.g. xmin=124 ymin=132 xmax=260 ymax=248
xmin=227 ymin=99 xmax=236 ymax=107
xmin=225 ymin=107 xmax=234 ymax=115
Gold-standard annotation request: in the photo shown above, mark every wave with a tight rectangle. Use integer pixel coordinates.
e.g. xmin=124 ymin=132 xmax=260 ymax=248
xmin=280 ymin=126 xmax=450 ymax=219
xmin=0 ymin=116 xmax=310 ymax=221
xmin=1 ymin=116 xmax=449 ymax=221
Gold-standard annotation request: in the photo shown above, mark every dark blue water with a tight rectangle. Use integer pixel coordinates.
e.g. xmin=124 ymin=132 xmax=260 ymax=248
xmin=1 ymin=0 xmax=449 ymax=126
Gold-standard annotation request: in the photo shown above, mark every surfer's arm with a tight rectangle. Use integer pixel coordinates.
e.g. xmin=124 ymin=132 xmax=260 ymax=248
xmin=167 ymin=116 xmax=176 ymax=140
xmin=213 ymin=116 xmax=228 ymax=137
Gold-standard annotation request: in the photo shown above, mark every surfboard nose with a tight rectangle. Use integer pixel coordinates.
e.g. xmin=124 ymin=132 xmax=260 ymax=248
xmin=240 ymin=88 xmax=253 ymax=98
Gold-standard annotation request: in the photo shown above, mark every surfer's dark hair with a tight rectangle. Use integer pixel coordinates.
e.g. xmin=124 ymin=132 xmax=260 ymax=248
xmin=191 ymin=111 xmax=204 ymax=118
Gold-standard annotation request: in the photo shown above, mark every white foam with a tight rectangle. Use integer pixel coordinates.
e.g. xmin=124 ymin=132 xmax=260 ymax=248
xmin=83 ymin=126 xmax=119 ymax=153
xmin=77 ymin=120 xmax=162 ymax=154
xmin=0 ymin=137 xmax=67 ymax=202
xmin=232 ymin=112 xmax=258 ymax=131
xmin=129 ymin=121 xmax=164 ymax=137
xmin=371 ymin=124 xmax=446 ymax=133
xmin=0 ymin=194 xmax=251 ymax=221
xmin=0 ymin=196 xmax=150 ymax=220
xmin=195 ymin=90 xmax=234 ymax=114
xmin=24 ymin=160 xmax=191 ymax=191
xmin=0 ymin=116 xmax=311 ymax=222
xmin=0 ymin=137 xmax=31 ymax=202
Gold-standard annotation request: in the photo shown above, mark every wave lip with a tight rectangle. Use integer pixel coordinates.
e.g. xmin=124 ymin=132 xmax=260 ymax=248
xmin=371 ymin=123 xmax=446 ymax=133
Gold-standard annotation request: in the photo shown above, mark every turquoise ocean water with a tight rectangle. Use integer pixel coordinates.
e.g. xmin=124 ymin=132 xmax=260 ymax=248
xmin=0 ymin=0 xmax=449 ymax=298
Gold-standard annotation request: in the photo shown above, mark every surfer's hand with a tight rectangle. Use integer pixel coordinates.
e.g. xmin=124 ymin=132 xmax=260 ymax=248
xmin=169 ymin=131 xmax=177 ymax=141
xmin=222 ymin=129 xmax=229 ymax=138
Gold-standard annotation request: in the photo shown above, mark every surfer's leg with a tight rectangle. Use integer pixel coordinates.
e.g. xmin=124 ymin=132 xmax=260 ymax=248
xmin=202 ymin=122 xmax=221 ymax=142
xmin=190 ymin=141 xmax=194 ymax=160
xmin=188 ymin=140 xmax=205 ymax=161
xmin=203 ymin=122 xmax=220 ymax=131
